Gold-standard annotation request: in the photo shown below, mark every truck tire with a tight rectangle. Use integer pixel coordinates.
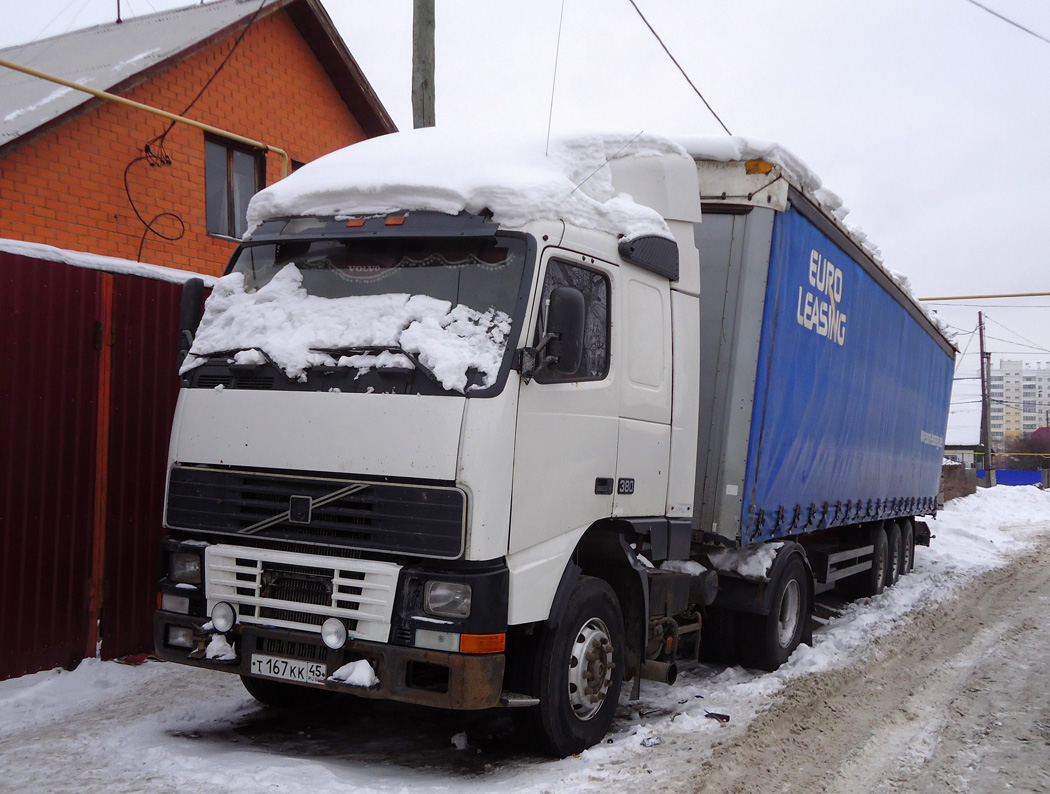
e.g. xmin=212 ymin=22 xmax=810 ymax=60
xmin=529 ymin=576 xmax=624 ymax=757
xmin=738 ymin=555 xmax=810 ymax=671
xmin=885 ymin=521 xmax=902 ymax=587
xmin=240 ymin=675 xmax=335 ymax=708
xmin=901 ymin=521 xmax=915 ymax=574
xmin=845 ymin=525 xmax=888 ymax=598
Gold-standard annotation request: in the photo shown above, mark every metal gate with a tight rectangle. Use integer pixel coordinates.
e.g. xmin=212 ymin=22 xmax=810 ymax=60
xmin=0 ymin=250 xmax=182 ymax=680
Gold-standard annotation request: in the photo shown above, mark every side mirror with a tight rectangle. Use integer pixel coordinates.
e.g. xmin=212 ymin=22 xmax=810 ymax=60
xmin=545 ymin=286 xmax=585 ymax=375
xmin=177 ymin=277 xmax=205 ymax=371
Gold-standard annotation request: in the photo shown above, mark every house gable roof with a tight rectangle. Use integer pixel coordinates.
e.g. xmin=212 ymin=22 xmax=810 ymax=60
xmin=0 ymin=0 xmax=395 ymax=151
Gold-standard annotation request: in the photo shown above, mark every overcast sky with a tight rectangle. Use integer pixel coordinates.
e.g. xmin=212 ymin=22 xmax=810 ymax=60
xmin=4 ymin=0 xmax=1050 ymax=444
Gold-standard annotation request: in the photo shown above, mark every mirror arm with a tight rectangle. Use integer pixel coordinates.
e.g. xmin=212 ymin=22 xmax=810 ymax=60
xmin=516 ymin=332 xmax=560 ymax=383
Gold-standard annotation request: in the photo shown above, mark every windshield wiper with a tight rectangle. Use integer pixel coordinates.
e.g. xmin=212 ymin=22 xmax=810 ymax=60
xmin=190 ymin=347 xmax=272 ymax=368
xmin=309 ymin=345 xmax=444 ymax=389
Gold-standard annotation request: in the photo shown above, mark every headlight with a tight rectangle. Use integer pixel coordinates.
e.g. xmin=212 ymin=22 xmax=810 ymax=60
xmin=211 ymin=601 xmax=236 ymax=633
xmin=321 ymin=618 xmax=348 ymax=650
xmin=170 ymin=552 xmax=202 ymax=585
xmin=424 ymin=581 xmax=471 ymax=619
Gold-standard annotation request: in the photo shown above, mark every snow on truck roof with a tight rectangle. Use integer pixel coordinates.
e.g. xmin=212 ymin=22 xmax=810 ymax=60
xmin=247 ymin=128 xmax=838 ymax=238
xmin=245 ymin=128 xmax=951 ymax=343
xmin=246 ymin=128 xmax=686 ymax=241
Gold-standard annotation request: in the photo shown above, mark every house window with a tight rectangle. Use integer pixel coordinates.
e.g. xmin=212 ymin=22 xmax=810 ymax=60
xmin=205 ymin=137 xmax=265 ymax=239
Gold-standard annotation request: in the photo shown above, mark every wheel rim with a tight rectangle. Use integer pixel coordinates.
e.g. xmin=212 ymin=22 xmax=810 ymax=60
xmin=567 ymin=617 xmax=614 ymax=721
xmin=776 ymin=579 xmax=801 ymax=648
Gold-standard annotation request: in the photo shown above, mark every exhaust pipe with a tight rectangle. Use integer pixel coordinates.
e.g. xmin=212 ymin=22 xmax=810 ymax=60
xmin=640 ymin=659 xmax=677 ymax=685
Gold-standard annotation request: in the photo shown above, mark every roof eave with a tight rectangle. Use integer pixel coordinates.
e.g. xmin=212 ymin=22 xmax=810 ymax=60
xmin=285 ymin=0 xmax=397 ymax=137
xmin=0 ymin=0 xmax=396 ymax=156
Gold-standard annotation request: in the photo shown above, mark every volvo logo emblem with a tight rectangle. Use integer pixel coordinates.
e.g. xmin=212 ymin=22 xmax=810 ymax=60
xmin=288 ymin=495 xmax=313 ymax=524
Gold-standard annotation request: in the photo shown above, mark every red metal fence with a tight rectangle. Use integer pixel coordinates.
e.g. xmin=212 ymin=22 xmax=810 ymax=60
xmin=0 ymin=250 xmax=182 ymax=680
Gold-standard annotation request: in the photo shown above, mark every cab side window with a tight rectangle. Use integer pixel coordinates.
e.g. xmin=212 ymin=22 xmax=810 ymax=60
xmin=538 ymin=260 xmax=610 ymax=382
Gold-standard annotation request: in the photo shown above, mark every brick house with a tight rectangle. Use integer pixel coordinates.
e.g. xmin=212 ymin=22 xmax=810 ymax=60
xmin=0 ymin=0 xmax=395 ymax=681
xmin=0 ymin=0 xmax=395 ymax=275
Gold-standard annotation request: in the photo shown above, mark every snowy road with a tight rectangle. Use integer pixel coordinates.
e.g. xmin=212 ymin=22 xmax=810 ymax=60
xmin=680 ymin=522 xmax=1050 ymax=793
xmin=2 ymin=487 xmax=1049 ymax=793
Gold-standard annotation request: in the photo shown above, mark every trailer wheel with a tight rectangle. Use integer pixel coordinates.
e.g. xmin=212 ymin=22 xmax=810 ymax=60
xmin=240 ymin=675 xmax=335 ymax=708
xmin=885 ymin=522 xmax=902 ymax=587
xmin=529 ymin=576 xmax=624 ymax=757
xmin=739 ymin=555 xmax=810 ymax=671
xmin=845 ymin=525 xmax=888 ymax=598
xmin=901 ymin=521 xmax=916 ymax=574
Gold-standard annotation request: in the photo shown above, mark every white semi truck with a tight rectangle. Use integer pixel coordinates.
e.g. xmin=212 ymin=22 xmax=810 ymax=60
xmin=154 ymin=131 xmax=954 ymax=755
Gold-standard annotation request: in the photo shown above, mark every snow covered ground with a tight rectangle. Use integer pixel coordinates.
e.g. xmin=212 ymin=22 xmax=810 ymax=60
xmin=2 ymin=485 xmax=1048 ymax=794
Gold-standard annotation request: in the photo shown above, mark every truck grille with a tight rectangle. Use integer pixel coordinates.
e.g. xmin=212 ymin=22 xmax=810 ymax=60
xmin=206 ymin=545 xmax=400 ymax=641
xmin=167 ymin=465 xmax=466 ymax=559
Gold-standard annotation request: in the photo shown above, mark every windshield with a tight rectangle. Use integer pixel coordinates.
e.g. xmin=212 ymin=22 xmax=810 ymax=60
xmin=182 ymin=234 xmax=530 ymax=395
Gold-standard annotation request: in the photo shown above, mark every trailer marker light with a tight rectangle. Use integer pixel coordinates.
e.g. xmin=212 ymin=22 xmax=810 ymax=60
xmin=211 ymin=601 xmax=236 ymax=633
xmin=460 ymin=633 xmax=506 ymax=654
xmin=346 ymin=218 xmax=366 ymax=227
xmin=385 ymin=215 xmax=406 ymax=226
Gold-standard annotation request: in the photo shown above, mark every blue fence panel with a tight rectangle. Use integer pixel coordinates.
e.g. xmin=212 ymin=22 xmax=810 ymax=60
xmin=992 ymin=470 xmax=1042 ymax=486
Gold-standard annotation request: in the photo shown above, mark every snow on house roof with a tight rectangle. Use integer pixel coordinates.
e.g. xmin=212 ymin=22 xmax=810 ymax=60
xmin=0 ymin=0 xmax=394 ymax=150
xmin=246 ymin=127 xmax=693 ymax=241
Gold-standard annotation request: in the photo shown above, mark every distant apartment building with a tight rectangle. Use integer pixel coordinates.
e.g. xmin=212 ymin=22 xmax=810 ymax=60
xmin=989 ymin=359 xmax=1050 ymax=446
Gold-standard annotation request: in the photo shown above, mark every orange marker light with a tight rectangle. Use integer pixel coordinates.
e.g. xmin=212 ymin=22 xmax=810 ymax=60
xmin=745 ymin=159 xmax=774 ymax=175
xmin=385 ymin=215 xmax=406 ymax=226
xmin=459 ymin=633 xmax=506 ymax=654
xmin=346 ymin=218 xmax=366 ymax=227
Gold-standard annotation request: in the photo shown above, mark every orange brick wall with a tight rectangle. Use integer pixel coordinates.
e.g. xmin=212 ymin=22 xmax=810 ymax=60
xmin=0 ymin=9 xmax=371 ymax=277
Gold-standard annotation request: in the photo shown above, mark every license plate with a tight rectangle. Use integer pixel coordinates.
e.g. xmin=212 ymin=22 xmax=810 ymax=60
xmin=250 ymin=654 xmax=326 ymax=684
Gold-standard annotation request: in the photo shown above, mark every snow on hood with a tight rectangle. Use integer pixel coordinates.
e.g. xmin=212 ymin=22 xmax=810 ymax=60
xmin=181 ymin=264 xmax=512 ymax=393
xmin=246 ymin=128 xmax=689 ymax=240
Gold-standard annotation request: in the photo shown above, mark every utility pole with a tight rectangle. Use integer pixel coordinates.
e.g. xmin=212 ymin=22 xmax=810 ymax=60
xmin=979 ymin=311 xmax=992 ymax=471
xmin=412 ymin=0 xmax=435 ymax=128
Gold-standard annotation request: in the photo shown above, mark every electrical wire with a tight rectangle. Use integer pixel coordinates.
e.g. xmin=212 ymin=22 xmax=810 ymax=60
xmin=625 ymin=0 xmax=731 ymax=135
xmin=984 ymin=315 xmax=1050 ymax=354
xmin=926 ymin=302 xmax=1050 ymax=308
xmin=545 ymin=0 xmax=567 ymax=157
xmin=125 ymin=0 xmax=267 ymax=260
xmin=962 ymin=0 xmax=1050 ymax=46
xmin=146 ymin=0 xmax=268 ymax=159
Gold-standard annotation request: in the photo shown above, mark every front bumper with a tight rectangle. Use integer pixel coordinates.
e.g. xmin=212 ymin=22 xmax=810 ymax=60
xmin=154 ymin=611 xmax=505 ymax=710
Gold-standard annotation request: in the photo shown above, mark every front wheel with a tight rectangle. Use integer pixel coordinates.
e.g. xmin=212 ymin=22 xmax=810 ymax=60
xmin=528 ymin=576 xmax=624 ymax=757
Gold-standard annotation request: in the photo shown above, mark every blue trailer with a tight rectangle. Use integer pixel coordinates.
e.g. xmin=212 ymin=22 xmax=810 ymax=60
xmin=691 ymin=156 xmax=954 ymax=670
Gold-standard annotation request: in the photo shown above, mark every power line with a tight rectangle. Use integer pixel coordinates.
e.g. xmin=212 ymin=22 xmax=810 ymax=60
xmin=625 ymin=0 xmax=731 ymax=135
xmin=962 ymin=0 xmax=1050 ymax=46
xmin=985 ymin=315 xmax=1050 ymax=354
xmin=920 ymin=290 xmax=1050 ymax=301
xmin=927 ymin=302 xmax=1050 ymax=308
